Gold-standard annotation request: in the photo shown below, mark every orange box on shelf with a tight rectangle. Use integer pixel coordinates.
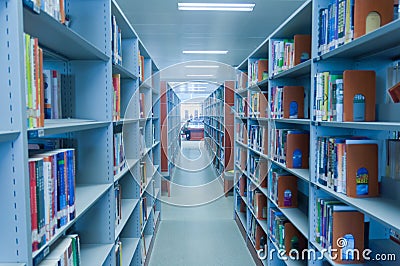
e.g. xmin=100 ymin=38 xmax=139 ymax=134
xmin=293 ymin=34 xmax=311 ymax=66
xmin=283 ymin=86 xmax=305 ymax=119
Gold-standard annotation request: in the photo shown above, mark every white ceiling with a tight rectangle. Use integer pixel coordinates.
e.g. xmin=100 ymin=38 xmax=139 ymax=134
xmin=116 ymin=0 xmax=306 ymax=72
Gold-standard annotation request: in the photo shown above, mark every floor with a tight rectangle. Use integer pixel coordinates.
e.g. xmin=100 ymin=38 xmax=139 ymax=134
xmin=149 ymin=140 xmax=255 ymax=266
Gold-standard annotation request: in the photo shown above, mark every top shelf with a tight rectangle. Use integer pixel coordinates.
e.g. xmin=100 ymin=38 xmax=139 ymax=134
xmin=23 ymin=7 xmax=108 ymax=61
xmin=317 ymin=19 xmax=400 ymax=61
xmin=111 ymin=0 xmax=138 ymax=39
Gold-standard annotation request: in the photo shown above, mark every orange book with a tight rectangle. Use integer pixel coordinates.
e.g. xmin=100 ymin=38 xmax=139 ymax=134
xmin=293 ymin=35 xmax=311 ymax=66
xmin=59 ymin=0 xmax=66 ymax=24
xmin=277 ymin=175 xmax=298 ymax=208
xmin=254 ymin=192 xmax=267 ymax=219
xmin=345 ymin=144 xmax=379 ymax=198
xmin=283 ymin=86 xmax=304 ymax=119
xmin=284 ymin=223 xmax=307 ymax=254
xmin=354 ymin=0 xmax=393 ymax=39
xmin=286 ymin=133 xmax=309 ymax=169
xmin=257 ymin=60 xmax=268 ymax=82
xmin=332 ymin=211 xmax=365 ymax=264
xmin=343 ymin=70 xmax=376 ymax=122
xmin=255 ymin=225 xmax=267 ymax=250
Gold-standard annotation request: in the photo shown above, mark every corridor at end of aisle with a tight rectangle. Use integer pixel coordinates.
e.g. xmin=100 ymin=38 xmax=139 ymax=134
xmin=149 ymin=140 xmax=255 ymax=266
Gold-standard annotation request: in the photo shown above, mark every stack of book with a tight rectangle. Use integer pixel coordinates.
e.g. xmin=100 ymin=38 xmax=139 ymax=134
xmin=248 ymin=124 xmax=268 ymax=153
xmin=23 ymin=0 xmax=66 ymax=24
xmin=112 ymin=74 xmax=121 ymax=121
xmin=249 ymin=154 xmax=268 ymax=186
xmin=111 ymin=15 xmax=122 ymax=65
xmin=236 ymin=71 xmax=248 ymax=90
xmin=269 ymin=166 xmax=298 ymax=208
xmin=316 ymin=137 xmax=379 ymax=197
xmin=270 ymin=86 xmax=305 ymax=119
xmin=29 ymin=148 xmax=76 ymax=252
xmin=270 ymin=129 xmax=309 ymax=168
xmin=248 ymin=92 xmax=268 ymax=118
xmin=248 ymin=59 xmax=268 ymax=85
xmin=43 ymin=69 xmax=63 ymax=120
xmin=24 ymin=33 xmax=44 ymax=129
xmin=235 ymin=95 xmax=247 ymax=117
xmin=113 ymin=132 xmax=126 ymax=176
xmin=37 ymin=235 xmax=80 ymax=266
xmin=250 ymin=190 xmax=267 ymax=220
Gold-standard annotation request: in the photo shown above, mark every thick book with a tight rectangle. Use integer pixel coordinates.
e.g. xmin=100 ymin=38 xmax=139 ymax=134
xmin=293 ymin=35 xmax=311 ymax=65
xmin=276 ymin=175 xmax=298 ymax=208
xmin=332 ymin=210 xmax=364 ymax=264
xmin=286 ymin=132 xmax=309 ymax=169
xmin=283 ymin=86 xmax=304 ymax=119
xmin=354 ymin=0 xmax=393 ymax=39
xmin=345 ymin=142 xmax=378 ymax=198
xmin=343 ymin=70 xmax=376 ymax=122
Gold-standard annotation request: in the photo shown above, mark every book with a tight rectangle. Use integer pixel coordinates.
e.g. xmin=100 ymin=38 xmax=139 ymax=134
xmin=354 ymin=0 xmax=393 ymax=39
xmin=343 ymin=70 xmax=376 ymax=122
xmin=388 ymin=81 xmax=400 ymax=103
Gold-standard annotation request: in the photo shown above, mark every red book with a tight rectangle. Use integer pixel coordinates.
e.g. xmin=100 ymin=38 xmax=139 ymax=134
xmin=388 ymin=81 xmax=400 ymax=103
xmin=29 ymin=159 xmax=39 ymax=251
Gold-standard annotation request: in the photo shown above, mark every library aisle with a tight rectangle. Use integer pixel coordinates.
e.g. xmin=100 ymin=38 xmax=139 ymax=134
xmin=149 ymin=141 xmax=255 ymax=266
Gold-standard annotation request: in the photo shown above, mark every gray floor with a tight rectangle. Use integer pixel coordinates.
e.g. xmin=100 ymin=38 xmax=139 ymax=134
xmin=149 ymin=140 xmax=255 ymax=266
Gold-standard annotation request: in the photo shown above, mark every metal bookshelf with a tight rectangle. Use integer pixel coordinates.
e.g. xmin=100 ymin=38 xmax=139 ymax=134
xmin=0 ymin=1 xmax=161 ymax=265
xmin=234 ymin=0 xmax=400 ymax=265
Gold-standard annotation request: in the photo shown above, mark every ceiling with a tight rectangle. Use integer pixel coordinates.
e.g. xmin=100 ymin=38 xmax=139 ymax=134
xmin=116 ymin=0 xmax=306 ymax=72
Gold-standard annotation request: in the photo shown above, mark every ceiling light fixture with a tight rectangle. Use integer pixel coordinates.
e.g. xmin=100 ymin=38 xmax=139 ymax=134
xmin=183 ymin=50 xmax=228 ymax=54
xmin=178 ymin=3 xmax=255 ymax=12
xmin=186 ymin=74 xmax=214 ymax=77
xmin=185 ymin=65 xmax=220 ymax=68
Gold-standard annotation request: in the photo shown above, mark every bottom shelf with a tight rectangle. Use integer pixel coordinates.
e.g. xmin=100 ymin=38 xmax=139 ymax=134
xmin=80 ymin=243 xmax=114 ymax=266
xmin=121 ymin=238 xmax=140 ymax=266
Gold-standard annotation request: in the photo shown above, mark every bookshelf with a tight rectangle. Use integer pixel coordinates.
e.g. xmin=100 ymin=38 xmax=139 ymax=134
xmin=234 ymin=0 xmax=400 ymax=265
xmin=204 ymin=81 xmax=235 ymax=193
xmin=0 ymin=1 xmax=161 ymax=265
xmin=160 ymin=81 xmax=181 ymax=195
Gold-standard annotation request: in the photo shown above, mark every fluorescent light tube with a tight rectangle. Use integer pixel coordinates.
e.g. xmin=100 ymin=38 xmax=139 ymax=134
xmin=183 ymin=50 xmax=228 ymax=54
xmin=186 ymin=74 xmax=214 ymax=77
xmin=178 ymin=3 xmax=255 ymax=12
xmin=185 ymin=65 xmax=220 ymax=68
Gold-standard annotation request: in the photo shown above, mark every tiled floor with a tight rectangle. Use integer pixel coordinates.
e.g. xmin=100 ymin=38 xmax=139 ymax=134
xmin=149 ymin=140 xmax=255 ymax=266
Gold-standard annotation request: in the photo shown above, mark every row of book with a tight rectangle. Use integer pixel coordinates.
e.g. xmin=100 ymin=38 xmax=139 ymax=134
xmin=113 ymin=132 xmax=126 ymax=176
xmin=314 ymin=70 xmax=375 ymax=122
xmin=270 ymin=86 xmax=305 ymax=119
xmin=249 ymin=190 xmax=267 ymax=220
xmin=316 ymin=136 xmax=379 ymax=198
xmin=248 ymin=59 xmax=268 ymax=85
xmin=269 ymin=166 xmax=298 ymax=208
xmin=235 ymin=146 xmax=247 ymax=172
xmin=236 ymin=71 xmax=248 ymax=90
xmin=248 ymin=124 xmax=268 ymax=153
xmin=140 ymin=161 xmax=148 ymax=191
xmin=270 ymin=129 xmax=309 ymax=169
xmin=236 ymin=122 xmax=247 ymax=144
xmin=115 ymin=183 xmax=122 ymax=227
xmin=269 ymin=209 xmax=307 ymax=256
xmin=315 ymin=197 xmax=365 ymax=263
xmin=318 ymin=0 xmax=394 ymax=55
xmin=248 ymin=91 xmax=268 ymax=118
xmin=235 ymin=95 xmax=247 ymax=117
xmin=248 ymin=154 xmax=268 ymax=185
xmin=24 ymin=34 xmax=65 ymax=128
xmin=249 ymin=215 xmax=267 ymax=251
xmin=37 ymin=235 xmax=80 ymax=266
xmin=24 ymin=33 xmax=44 ymax=128
xmin=112 ymin=74 xmax=121 ymax=121
xmin=111 ymin=15 xmax=123 ymax=66
xmin=29 ymin=148 xmax=76 ymax=252
xmin=138 ymin=51 xmax=145 ymax=82
xmin=23 ymin=0 xmax=66 ymax=24
xmin=271 ymin=35 xmax=311 ymax=76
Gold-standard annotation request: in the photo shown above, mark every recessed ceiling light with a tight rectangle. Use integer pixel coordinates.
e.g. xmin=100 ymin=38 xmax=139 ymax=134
xmin=186 ymin=74 xmax=214 ymax=77
xmin=183 ymin=50 xmax=228 ymax=54
xmin=185 ymin=65 xmax=220 ymax=68
xmin=178 ymin=3 xmax=255 ymax=12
